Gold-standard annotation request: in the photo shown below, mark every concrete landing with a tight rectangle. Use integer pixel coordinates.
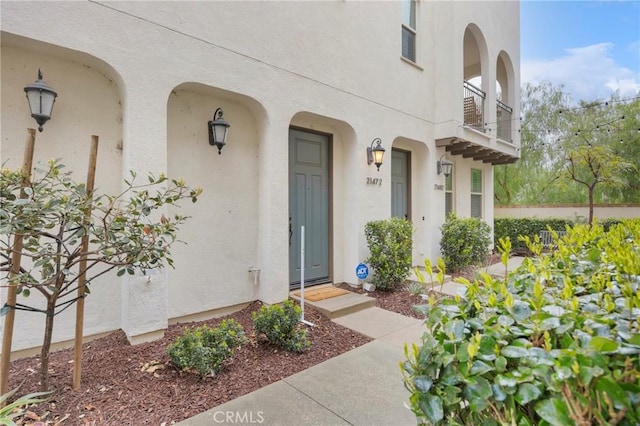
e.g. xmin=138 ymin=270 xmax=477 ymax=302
xmin=290 ymin=286 xmax=376 ymax=319
xmin=332 ymin=307 xmax=423 ymax=342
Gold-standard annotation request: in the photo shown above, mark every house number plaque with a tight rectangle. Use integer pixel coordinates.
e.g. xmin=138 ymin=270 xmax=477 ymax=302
xmin=366 ymin=177 xmax=383 ymax=186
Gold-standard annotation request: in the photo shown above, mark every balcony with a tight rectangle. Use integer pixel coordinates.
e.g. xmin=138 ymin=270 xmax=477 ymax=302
xmin=434 ymin=81 xmax=518 ymax=165
xmin=463 ymin=80 xmax=485 ymax=132
xmin=496 ymin=100 xmax=513 ymax=143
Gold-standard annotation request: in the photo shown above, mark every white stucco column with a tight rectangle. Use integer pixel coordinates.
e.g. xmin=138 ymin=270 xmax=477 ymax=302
xmin=341 ymin=133 xmax=372 ymax=285
xmin=486 ymin=163 xmax=495 ymax=249
xmin=345 ymin=128 xmax=395 ymax=286
xmin=119 ymin=79 xmax=172 ymax=344
xmin=256 ymin=113 xmax=290 ymax=304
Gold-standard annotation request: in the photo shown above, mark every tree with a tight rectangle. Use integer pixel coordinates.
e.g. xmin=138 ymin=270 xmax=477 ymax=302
xmin=495 ymin=83 xmax=640 ymax=206
xmin=0 ymin=159 xmax=201 ymax=390
xmin=494 ymin=82 xmax=572 ymax=205
xmin=554 ymin=94 xmax=638 ymax=222
xmin=559 ymin=144 xmax=634 ymax=224
xmin=610 ymin=97 xmax=640 ymax=202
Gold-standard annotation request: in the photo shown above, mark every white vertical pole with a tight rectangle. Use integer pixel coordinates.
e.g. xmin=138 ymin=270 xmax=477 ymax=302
xmin=300 ymin=225 xmax=305 ymax=318
xmin=299 ymin=225 xmax=313 ymax=326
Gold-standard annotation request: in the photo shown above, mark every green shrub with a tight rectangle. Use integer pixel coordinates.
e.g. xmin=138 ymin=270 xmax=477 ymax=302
xmin=402 ymin=219 xmax=640 ymax=425
xmin=252 ymin=300 xmax=310 ymax=352
xmin=494 ymin=218 xmax=573 ymax=253
xmin=167 ymin=319 xmax=246 ymax=377
xmin=364 ymin=217 xmax=413 ymax=290
xmin=601 ymin=217 xmax=623 ymax=231
xmin=440 ymin=214 xmax=491 ymax=273
xmin=494 ymin=218 xmax=629 ymax=254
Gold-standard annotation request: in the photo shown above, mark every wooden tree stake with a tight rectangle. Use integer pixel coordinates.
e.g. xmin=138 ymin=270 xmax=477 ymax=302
xmin=1 ymin=129 xmax=36 ymax=398
xmin=73 ymin=135 xmax=99 ymax=389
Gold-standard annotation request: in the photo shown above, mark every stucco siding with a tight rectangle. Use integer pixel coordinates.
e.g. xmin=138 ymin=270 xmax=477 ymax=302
xmin=1 ymin=0 xmax=520 ymax=354
xmin=1 ymin=44 xmax=123 ymax=352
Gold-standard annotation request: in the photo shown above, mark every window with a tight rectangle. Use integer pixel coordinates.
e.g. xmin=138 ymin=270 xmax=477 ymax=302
xmin=445 ymin=170 xmax=453 ymax=217
xmin=470 ymin=168 xmax=482 ymax=218
xmin=402 ymin=0 xmax=416 ymax=62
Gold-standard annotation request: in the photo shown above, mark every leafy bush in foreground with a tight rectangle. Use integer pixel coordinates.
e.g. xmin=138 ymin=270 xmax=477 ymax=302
xmin=167 ymin=319 xmax=246 ymax=377
xmin=403 ymin=219 xmax=640 ymax=425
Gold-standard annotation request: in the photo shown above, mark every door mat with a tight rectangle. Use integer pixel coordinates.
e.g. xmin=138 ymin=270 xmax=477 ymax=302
xmin=293 ymin=286 xmax=350 ymax=301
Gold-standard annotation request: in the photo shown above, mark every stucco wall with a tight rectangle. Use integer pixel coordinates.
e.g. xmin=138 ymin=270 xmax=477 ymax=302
xmin=166 ymin=86 xmax=261 ymax=318
xmin=1 ymin=0 xmax=520 ymax=354
xmin=0 ymin=44 xmax=123 ymax=352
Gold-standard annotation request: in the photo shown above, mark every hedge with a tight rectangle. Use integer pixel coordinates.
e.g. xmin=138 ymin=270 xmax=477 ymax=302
xmin=494 ymin=218 xmax=573 ymax=253
xmin=494 ymin=218 xmax=628 ymax=253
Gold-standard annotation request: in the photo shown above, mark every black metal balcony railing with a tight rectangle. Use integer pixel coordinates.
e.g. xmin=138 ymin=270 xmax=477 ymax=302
xmin=496 ymin=100 xmax=513 ymax=142
xmin=463 ymin=80 xmax=485 ymax=131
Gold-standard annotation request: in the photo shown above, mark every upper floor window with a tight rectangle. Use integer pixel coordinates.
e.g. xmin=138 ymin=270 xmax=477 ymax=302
xmin=402 ymin=0 xmax=416 ymax=62
xmin=470 ymin=168 xmax=483 ymax=218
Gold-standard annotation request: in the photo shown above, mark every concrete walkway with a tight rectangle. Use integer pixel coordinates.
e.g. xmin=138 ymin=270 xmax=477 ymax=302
xmin=178 ymin=257 xmax=526 ymax=426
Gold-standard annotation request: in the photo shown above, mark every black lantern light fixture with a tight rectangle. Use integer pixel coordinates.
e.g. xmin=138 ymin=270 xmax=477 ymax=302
xmin=24 ymin=69 xmax=57 ymax=132
xmin=367 ymin=138 xmax=386 ymax=171
xmin=437 ymin=153 xmax=453 ymax=177
xmin=208 ymin=107 xmax=231 ymax=154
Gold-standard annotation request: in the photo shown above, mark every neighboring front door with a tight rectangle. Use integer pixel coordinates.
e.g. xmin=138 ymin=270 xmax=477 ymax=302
xmin=391 ymin=149 xmax=410 ymax=219
xmin=289 ymin=129 xmax=330 ymax=288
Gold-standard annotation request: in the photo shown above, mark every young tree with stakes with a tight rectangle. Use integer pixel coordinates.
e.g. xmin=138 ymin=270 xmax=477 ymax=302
xmin=0 ymin=159 xmax=201 ymax=391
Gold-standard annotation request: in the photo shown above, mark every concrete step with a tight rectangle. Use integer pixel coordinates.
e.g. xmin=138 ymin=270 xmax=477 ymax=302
xmin=290 ymin=287 xmax=376 ymax=319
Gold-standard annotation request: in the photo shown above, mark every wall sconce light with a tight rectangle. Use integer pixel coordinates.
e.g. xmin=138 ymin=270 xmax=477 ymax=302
xmin=24 ymin=69 xmax=57 ymax=132
xmin=437 ymin=154 xmax=453 ymax=177
xmin=208 ymin=107 xmax=231 ymax=154
xmin=367 ymin=138 xmax=386 ymax=171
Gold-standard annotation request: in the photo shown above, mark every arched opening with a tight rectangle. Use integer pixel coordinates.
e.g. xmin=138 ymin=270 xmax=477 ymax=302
xmin=463 ymin=25 xmax=488 ymax=132
xmin=0 ymin=33 xmax=124 ymax=352
xmin=288 ymin=111 xmax=357 ymax=287
xmin=166 ymin=82 xmax=267 ymax=318
xmin=496 ymin=51 xmax=516 ymax=143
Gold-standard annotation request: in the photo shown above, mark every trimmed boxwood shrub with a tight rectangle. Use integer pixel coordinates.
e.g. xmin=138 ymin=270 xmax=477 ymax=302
xmin=365 ymin=217 xmax=413 ymax=290
xmin=440 ymin=214 xmax=491 ymax=273
xmin=167 ymin=319 xmax=246 ymax=377
xmin=252 ymin=300 xmax=310 ymax=352
xmin=403 ymin=219 xmax=640 ymax=426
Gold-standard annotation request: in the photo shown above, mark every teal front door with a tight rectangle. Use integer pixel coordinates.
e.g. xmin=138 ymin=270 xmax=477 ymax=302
xmin=289 ymin=129 xmax=330 ymax=288
xmin=391 ymin=149 xmax=410 ymax=219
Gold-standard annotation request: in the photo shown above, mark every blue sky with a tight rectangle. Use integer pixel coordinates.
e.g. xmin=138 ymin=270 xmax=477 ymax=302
xmin=521 ymin=0 xmax=640 ymax=101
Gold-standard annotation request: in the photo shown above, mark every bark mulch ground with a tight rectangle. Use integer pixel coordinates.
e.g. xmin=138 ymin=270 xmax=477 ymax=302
xmin=8 ymin=301 xmax=372 ymax=425
xmin=9 ymin=258 xmax=501 ymax=425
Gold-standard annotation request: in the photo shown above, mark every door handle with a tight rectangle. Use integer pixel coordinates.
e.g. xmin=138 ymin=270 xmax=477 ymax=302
xmin=289 ymin=216 xmax=292 ymax=246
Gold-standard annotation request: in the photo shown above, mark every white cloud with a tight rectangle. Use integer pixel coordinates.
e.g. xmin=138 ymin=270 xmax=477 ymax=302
xmin=522 ymin=42 xmax=640 ymax=101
